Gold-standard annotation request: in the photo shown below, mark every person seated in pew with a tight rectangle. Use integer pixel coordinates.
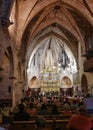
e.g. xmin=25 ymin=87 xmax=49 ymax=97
xmin=63 ymin=98 xmax=71 ymax=108
xmin=66 ymin=105 xmax=93 ymax=130
xmin=26 ymin=103 xmax=37 ymax=115
xmin=38 ymin=103 xmax=50 ymax=115
xmin=14 ymin=103 xmax=30 ymax=121
xmin=51 ymin=104 xmax=59 ymax=115
xmin=34 ymin=117 xmax=47 ymax=130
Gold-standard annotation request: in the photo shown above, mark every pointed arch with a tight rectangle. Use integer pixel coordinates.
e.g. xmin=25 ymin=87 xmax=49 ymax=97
xmin=29 ymin=76 xmax=40 ymax=89
xmin=81 ymin=74 xmax=88 ymax=95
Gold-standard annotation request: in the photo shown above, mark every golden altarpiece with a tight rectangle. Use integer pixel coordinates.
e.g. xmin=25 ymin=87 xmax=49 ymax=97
xmin=40 ymin=66 xmax=60 ymax=92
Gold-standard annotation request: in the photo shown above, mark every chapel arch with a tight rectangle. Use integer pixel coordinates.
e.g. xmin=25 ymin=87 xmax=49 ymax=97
xmin=61 ymin=76 xmax=72 ymax=88
xmin=61 ymin=76 xmax=73 ymax=96
xmin=29 ymin=76 xmax=40 ymax=89
xmin=81 ymin=74 xmax=88 ymax=95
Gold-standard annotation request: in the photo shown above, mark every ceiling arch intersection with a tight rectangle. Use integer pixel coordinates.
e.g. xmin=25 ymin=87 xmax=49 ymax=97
xmin=10 ymin=0 xmax=93 ymax=52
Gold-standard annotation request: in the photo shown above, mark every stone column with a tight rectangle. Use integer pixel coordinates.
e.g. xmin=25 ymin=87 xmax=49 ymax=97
xmin=78 ymin=42 xmax=83 ymax=84
xmin=12 ymin=81 xmax=23 ymax=107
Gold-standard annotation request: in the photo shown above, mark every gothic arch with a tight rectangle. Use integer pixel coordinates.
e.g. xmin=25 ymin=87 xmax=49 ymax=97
xmin=81 ymin=74 xmax=88 ymax=95
xmin=29 ymin=76 xmax=40 ymax=89
xmin=61 ymin=76 xmax=72 ymax=88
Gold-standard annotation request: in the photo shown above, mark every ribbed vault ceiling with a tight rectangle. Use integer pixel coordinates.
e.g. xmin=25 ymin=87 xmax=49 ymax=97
xmin=6 ymin=0 xmax=93 ymax=63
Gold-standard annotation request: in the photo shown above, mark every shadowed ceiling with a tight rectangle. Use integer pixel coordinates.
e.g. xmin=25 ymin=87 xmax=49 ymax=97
xmin=14 ymin=0 xmax=93 ymax=62
xmin=1 ymin=0 xmax=93 ymax=64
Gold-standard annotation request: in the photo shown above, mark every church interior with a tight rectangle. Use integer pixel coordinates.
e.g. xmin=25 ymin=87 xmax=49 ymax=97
xmin=1 ymin=0 xmax=93 ymax=129
xmin=0 ymin=0 xmax=93 ymax=122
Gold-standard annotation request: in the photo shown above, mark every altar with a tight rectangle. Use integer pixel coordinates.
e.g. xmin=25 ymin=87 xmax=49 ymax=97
xmin=40 ymin=69 xmax=60 ymax=92
xmin=27 ymin=37 xmax=77 ymax=94
xmin=40 ymin=80 xmax=60 ymax=92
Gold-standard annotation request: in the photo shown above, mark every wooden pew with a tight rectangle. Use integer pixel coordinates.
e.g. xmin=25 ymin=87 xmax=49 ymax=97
xmin=12 ymin=120 xmax=54 ymax=130
xmin=54 ymin=119 xmax=68 ymax=130
xmin=12 ymin=121 xmax=35 ymax=130
xmin=12 ymin=119 xmax=69 ymax=130
xmin=4 ymin=114 xmax=71 ymax=121
xmin=50 ymin=115 xmax=71 ymax=120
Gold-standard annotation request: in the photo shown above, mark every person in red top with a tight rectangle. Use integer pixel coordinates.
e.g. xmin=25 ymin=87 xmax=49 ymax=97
xmin=66 ymin=106 xmax=93 ymax=130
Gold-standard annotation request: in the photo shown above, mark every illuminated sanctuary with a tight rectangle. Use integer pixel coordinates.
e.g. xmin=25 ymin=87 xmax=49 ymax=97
xmin=27 ymin=36 xmax=77 ymax=95
xmin=0 ymin=0 xmax=93 ymax=105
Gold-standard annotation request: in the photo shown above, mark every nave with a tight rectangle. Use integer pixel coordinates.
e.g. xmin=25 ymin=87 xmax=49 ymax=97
xmin=0 ymin=0 xmax=93 ymax=129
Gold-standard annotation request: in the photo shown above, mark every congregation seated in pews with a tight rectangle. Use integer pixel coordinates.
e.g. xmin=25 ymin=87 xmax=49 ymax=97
xmin=0 ymin=93 xmax=93 ymax=130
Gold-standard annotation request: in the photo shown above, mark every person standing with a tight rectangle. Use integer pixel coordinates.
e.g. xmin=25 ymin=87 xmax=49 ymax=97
xmin=84 ymin=93 xmax=93 ymax=115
